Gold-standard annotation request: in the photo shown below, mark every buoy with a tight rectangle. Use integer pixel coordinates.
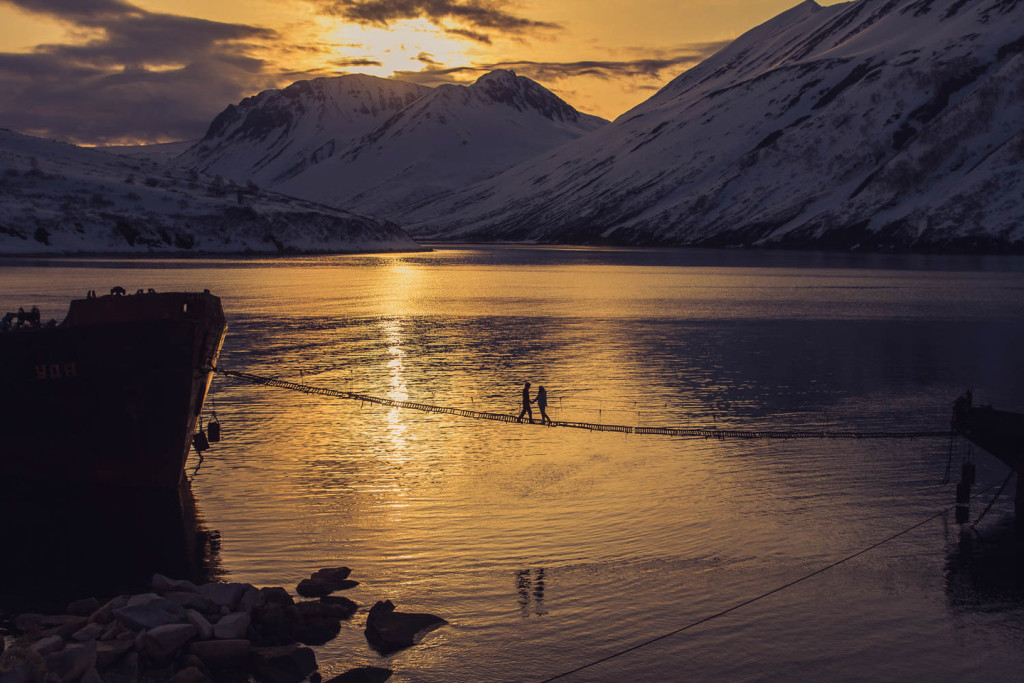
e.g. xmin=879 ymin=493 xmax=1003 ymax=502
xmin=193 ymin=430 xmax=210 ymax=453
xmin=207 ymin=413 xmax=221 ymax=443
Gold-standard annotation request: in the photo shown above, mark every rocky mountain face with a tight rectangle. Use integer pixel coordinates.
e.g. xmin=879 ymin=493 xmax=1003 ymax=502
xmin=408 ymin=0 xmax=1024 ymax=252
xmin=0 ymin=128 xmax=420 ymax=255
xmin=175 ymin=75 xmax=431 ymax=187
xmin=274 ymin=70 xmax=607 ymax=220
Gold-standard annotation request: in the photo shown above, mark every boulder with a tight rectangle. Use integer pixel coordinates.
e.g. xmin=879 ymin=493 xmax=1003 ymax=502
xmin=43 ymin=641 xmax=96 ymax=683
xmin=152 ymin=574 xmax=199 ymax=595
xmin=213 ymin=613 xmax=251 ymax=640
xmin=188 ymin=639 xmax=251 ymax=669
xmin=294 ymin=580 xmax=334 ymax=599
xmin=250 ymin=644 xmax=317 ymax=683
xmin=168 ymin=666 xmax=210 ymax=683
xmin=102 ymin=650 xmax=139 ymax=683
xmin=95 ymin=640 xmax=133 ymax=668
xmin=81 ymin=668 xmax=104 ymax=683
xmin=260 ymin=588 xmax=294 ymax=607
xmin=318 ymin=597 xmax=358 ymax=620
xmin=99 ymin=622 xmax=121 ymax=641
xmin=29 ymin=635 xmax=63 ymax=656
xmin=126 ymin=593 xmax=162 ymax=608
xmin=71 ymin=623 xmax=104 ymax=643
xmin=292 ymin=604 xmax=341 ymax=647
xmin=138 ymin=623 xmax=197 ymax=662
xmin=181 ymin=654 xmax=207 ymax=670
xmin=310 ymin=568 xmax=351 ymax=583
xmin=164 ymin=591 xmax=217 ymax=614
xmin=67 ymin=598 xmax=100 ymax=618
xmin=329 ymin=580 xmax=358 ymax=591
xmin=324 ymin=667 xmax=393 ymax=683
xmin=296 ymin=576 xmax=359 ymax=598
xmin=88 ymin=597 xmax=127 ymax=626
xmin=199 ymin=583 xmax=249 ymax=611
xmin=363 ymin=601 xmax=447 ymax=655
xmin=238 ymin=588 xmax=266 ymax=614
xmin=114 ymin=603 xmax=183 ymax=630
xmin=185 ymin=610 xmax=214 ymax=641
xmin=250 ymin=604 xmax=302 ymax=646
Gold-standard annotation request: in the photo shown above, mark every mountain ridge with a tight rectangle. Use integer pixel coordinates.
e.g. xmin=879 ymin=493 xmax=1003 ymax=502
xmin=176 ymin=74 xmax=431 ymax=186
xmin=405 ymin=0 xmax=1024 ymax=252
xmin=272 ymin=69 xmax=607 ymax=219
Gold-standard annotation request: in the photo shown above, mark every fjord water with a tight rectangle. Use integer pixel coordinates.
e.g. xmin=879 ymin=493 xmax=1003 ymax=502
xmin=3 ymin=246 xmax=1024 ymax=682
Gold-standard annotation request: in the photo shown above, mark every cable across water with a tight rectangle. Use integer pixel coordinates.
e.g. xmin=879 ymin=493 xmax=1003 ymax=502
xmin=216 ymin=369 xmax=949 ymax=440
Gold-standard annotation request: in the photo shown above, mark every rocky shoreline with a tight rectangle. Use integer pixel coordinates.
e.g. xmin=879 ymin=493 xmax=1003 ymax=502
xmin=0 ymin=568 xmax=447 ymax=683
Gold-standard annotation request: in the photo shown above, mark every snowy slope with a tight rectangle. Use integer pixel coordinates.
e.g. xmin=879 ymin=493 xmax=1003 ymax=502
xmin=409 ymin=0 xmax=1024 ymax=252
xmin=275 ymin=70 xmax=607 ymax=220
xmin=0 ymin=128 xmax=420 ymax=255
xmin=175 ymin=75 xmax=430 ymax=186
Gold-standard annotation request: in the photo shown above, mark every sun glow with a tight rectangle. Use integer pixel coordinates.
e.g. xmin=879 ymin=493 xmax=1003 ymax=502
xmin=324 ymin=18 xmax=474 ymax=79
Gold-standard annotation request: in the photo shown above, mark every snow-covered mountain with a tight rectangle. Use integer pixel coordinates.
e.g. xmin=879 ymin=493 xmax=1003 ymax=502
xmin=409 ymin=0 xmax=1024 ymax=252
xmin=175 ymin=75 xmax=430 ymax=186
xmin=0 ymin=128 xmax=420 ymax=254
xmin=274 ymin=70 xmax=607 ymax=219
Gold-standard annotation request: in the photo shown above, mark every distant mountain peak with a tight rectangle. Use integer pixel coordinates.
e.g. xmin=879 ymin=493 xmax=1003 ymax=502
xmin=176 ymin=73 xmax=430 ymax=185
xmin=466 ymin=69 xmax=589 ymax=123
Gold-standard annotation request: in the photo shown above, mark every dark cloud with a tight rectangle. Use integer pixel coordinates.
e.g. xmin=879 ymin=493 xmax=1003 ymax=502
xmin=315 ymin=0 xmax=559 ymax=42
xmin=444 ymin=26 xmax=492 ymax=44
xmin=331 ymin=57 xmax=385 ymax=67
xmin=391 ymin=44 xmax=729 ymax=87
xmin=416 ymin=52 xmax=441 ymax=66
xmin=0 ymin=0 xmax=291 ymax=144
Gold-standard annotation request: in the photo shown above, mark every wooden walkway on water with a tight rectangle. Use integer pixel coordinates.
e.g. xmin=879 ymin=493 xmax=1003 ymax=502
xmin=218 ymin=369 xmax=949 ymax=441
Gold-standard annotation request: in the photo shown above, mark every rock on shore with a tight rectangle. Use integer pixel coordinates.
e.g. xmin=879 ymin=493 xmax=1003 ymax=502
xmin=0 ymin=567 xmax=442 ymax=683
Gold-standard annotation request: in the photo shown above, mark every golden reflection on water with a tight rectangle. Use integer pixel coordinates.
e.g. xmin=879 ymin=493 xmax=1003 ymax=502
xmin=382 ymin=315 xmax=411 ymax=469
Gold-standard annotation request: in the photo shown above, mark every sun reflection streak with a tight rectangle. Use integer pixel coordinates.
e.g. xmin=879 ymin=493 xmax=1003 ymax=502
xmin=381 ymin=316 xmax=410 ymax=456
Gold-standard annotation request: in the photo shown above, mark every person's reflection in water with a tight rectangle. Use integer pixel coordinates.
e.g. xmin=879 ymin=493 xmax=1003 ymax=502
xmin=516 ymin=569 xmax=531 ymax=617
xmin=533 ymin=567 xmax=547 ymax=616
xmin=515 ymin=568 xmax=547 ymax=617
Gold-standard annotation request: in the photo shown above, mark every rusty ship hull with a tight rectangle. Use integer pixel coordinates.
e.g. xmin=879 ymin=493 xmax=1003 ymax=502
xmin=0 ymin=290 xmax=226 ymax=491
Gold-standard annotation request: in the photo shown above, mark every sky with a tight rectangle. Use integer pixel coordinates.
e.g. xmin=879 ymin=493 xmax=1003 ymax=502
xmin=0 ymin=0 xmax=845 ymax=146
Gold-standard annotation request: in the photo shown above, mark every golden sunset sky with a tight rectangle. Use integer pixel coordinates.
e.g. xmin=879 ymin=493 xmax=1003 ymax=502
xmin=0 ymin=0 xmax=843 ymax=144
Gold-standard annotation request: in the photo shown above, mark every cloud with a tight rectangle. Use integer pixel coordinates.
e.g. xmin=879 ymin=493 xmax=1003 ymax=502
xmin=331 ymin=57 xmax=385 ymax=67
xmin=0 ymin=0 xmax=294 ymax=144
xmin=313 ymin=0 xmax=559 ymax=43
xmin=444 ymin=27 xmax=492 ymax=44
xmin=391 ymin=44 xmax=728 ymax=87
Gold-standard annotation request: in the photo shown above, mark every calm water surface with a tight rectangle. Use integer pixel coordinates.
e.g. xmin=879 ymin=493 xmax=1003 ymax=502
xmin=3 ymin=246 xmax=1024 ymax=681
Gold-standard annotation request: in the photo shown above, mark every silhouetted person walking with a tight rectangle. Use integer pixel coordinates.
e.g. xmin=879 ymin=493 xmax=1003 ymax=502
xmin=537 ymin=386 xmax=552 ymax=425
xmin=518 ymin=381 xmax=534 ymax=423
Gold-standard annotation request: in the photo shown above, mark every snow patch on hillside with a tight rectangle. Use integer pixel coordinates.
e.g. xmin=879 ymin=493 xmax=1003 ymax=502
xmin=0 ymin=128 xmax=420 ymax=255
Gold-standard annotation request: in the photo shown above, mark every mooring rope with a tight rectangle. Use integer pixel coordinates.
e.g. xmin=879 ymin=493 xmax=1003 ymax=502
xmin=537 ymin=479 xmax=1003 ymax=682
xmin=216 ymin=369 xmax=948 ymax=441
